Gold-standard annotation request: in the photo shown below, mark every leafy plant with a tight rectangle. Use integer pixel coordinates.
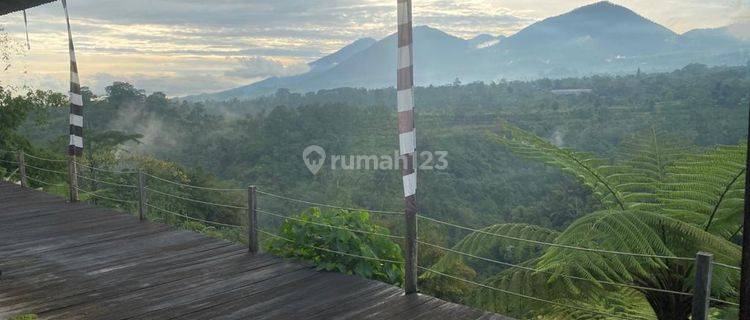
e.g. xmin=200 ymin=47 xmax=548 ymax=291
xmin=266 ymin=208 xmax=404 ymax=285
xmin=425 ymin=124 xmax=743 ymax=319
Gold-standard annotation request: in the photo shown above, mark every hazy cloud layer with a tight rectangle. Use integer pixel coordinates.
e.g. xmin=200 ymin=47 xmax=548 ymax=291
xmin=0 ymin=0 xmax=747 ymax=96
xmin=225 ymin=56 xmax=310 ymax=80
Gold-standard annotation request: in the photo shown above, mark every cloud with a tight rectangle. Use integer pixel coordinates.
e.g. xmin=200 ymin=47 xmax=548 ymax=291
xmin=225 ymin=56 xmax=310 ymax=79
xmin=0 ymin=0 xmax=746 ymax=96
xmin=88 ymin=72 xmax=241 ymax=97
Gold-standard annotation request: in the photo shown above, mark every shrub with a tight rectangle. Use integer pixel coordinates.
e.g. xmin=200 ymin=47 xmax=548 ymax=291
xmin=266 ymin=208 xmax=404 ymax=285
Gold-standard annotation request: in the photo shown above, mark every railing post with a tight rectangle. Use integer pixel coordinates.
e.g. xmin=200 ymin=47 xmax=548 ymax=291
xmin=405 ymin=206 xmax=418 ymax=294
xmin=68 ymin=155 xmax=78 ymax=202
xmin=740 ymin=99 xmax=750 ymax=320
xmin=17 ymin=151 xmax=27 ymax=187
xmin=247 ymin=186 xmax=258 ymax=254
xmin=138 ymin=170 xmax=146 ymax=221
xmin=692 ymin=252 xmax=713 ymax=320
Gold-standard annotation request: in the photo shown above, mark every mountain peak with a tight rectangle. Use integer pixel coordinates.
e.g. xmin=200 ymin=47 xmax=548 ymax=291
xmin=309 ymin=37 xmax=377 ymax=71
xmin=573 ymin=1 xmax=627 ymax=12
xmin=566 ymin=1 xmax=655 ymax=23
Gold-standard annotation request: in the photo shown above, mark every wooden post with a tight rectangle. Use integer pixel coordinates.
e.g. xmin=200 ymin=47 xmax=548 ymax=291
xmin=405 ymin=204 xmax=418 ymax=294
xmin=741 ymin=100 xmax=750 ymax=320
xmin=138 ymin=171 xmax=146 ymax=221
xmin=247 ymin=186 xmax=258 ymax=254
xmin=68 ymin=155 xmax=78 ymax=202
xmin=17 ymin=151 xmax=27 ymax=187
xmin=692 ymin=252 xmax=713 ymax=320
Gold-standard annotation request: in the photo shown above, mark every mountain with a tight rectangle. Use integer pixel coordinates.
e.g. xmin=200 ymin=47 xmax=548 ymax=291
xmin=193 ymin=26 xmax=473 ymax=100
xmin=489 ymin=1 xmax=676 ymax=58
xmin=468 ymin=34 xmax=504 ymax=49
xmin=189 ymin=1 xmax=750 ymax=101
xmin=308 ymin=38 xmax=376 ymax=72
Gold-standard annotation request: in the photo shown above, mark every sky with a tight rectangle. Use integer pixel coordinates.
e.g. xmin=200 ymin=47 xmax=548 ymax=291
xmin=0 ymin=0 xmax=748 ymax=97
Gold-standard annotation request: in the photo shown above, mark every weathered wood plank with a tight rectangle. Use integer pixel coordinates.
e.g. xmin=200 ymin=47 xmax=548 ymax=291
xmin=0 ymin=182 xmax=509 ymax=319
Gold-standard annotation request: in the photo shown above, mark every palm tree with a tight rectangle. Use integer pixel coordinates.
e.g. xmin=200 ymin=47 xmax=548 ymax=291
xmin=422 ymin=123 xmax=743 ymax=319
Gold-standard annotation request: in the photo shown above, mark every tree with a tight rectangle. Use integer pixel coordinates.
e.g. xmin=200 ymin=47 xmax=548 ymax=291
xmin=425 ymin=123 xmax=743 ymax=319
xmin=105 ymin=82 xmax=146 ymax=107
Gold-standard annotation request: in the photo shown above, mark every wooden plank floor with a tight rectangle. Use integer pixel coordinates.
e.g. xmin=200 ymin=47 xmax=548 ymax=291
xmin=0 ymin=182 xmax=510 ymax=320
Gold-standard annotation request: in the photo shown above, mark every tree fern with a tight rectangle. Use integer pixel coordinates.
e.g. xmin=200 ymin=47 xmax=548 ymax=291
xmin=467 ymin=259 xmax=656 ymax=320
xmin=659 ymin=144 xmax=746 ymax=239
xmin=449 ymin=123 xmax=747 ymax=319
xmin=491 ymin=122 xmax=626 ymax=210
xmin=490 ymin=123 xmax=690 ymax=212
xmin=420 ymin=223 xmax=558 ymax=302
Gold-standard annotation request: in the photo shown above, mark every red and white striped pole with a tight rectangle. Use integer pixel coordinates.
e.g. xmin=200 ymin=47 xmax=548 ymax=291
xmin=397 ymin=0 xmax=418 ymax=294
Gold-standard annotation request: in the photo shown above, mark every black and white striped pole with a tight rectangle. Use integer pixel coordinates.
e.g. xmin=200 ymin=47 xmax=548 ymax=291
xmin=62 ymin=0 xmax=82 ymax=202
xmin=397 ymin=0 xmax=418 ymax=294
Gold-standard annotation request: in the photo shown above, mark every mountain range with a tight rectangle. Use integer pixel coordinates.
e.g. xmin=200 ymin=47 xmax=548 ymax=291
xmin=189 ymin=1 xmax=750 ymax=101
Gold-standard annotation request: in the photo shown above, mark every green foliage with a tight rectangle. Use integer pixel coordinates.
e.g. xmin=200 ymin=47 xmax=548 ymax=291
xmin=466 ymin=123 xmax=745 ymax=319
xmin=0 ymin=87 xmax=65 ymax=152
xmin=179 ymin=220 xmax=245 ymax=244
xmin=9 ymin=314 xmax=38 ymax=320
xmin=266 ymin=208 xmax=404 ymax=285
xmin=421 ymin=224 xmax=558 ymax=303
xmin=6 ymin=64 xmax=750 ymax=319
xmin=660 ymin=144 xmax=746 ymax=238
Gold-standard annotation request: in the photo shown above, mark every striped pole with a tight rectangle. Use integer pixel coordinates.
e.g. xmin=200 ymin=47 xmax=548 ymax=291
xmin=23 ymin=10 xmax=30 ymax=50
xmin=62 ymin=0 xmax=83 ymax=158
xmin=397 ymin=0 xmax=418 ymax=294
xmin=62 ymin=0 xmax=82 ymax=202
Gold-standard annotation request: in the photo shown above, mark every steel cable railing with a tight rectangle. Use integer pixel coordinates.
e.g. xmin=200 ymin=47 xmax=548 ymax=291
xmin=257 ymin=208 xmax=405 ymax=240
xmin=145 ymin=187 xmax=247 ymax=210
xmin=709 ymin=297 xmax=740 ymax=307
xmin=24 ymin=153 xmax=67 ymax=163
xmin=26 ymin=175 xmax=67 ymax=188
xmin=712 ymin=261 xmax=741 ymax=271
xmin=25 ymin=163 xmax=67 ymax=175
xmin=143 ymin=172 xmax=245 ymax=192
xmin=418 ymin=215 xmax=696 ymax=261
xmin=145 ymin=203 xmax=243 ymax=228
xmin=0 ymin=159 xmax=20 ymax=165
xmin=417 ymin=240 xmax=693 ymax=297
xmin=76 ymin=162 xmax=137 ymax=175
xmin=4 ymin=168 xmax=19 ymax=181
xmin=74 ymin=186 xmax=137 ymax=205
xmin=418 ymin=266 xmax=656 ymax=320
xmin=75 ymin=174 xmax=138 ymax=189
xmin=257 ymin=190 xmax=403 ymax=216
xmin=2 ymin=151 xmax=741 ymax=319
xmin=258 ymin=228 xmax=404 ymax=265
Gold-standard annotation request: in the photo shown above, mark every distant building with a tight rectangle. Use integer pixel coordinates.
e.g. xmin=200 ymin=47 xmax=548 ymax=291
xmin=550 ymin=89 xmax=593 ymax=95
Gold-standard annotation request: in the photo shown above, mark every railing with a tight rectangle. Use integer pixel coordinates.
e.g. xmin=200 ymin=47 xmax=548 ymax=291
xmin=0 ymin=148 xmax=743 ymax=320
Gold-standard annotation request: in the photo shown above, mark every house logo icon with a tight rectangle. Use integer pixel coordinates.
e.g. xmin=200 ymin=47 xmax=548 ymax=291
xmin=303 ymin=145 xmax=326 ymax=175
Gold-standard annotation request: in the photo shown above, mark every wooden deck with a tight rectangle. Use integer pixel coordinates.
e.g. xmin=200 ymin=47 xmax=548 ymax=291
xmin=0 ymin=182 xmax=509 ymax=319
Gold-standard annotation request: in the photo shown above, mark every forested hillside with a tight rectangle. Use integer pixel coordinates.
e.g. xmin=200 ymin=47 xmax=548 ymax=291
xmin=2 ymin=62 xmax=749 ymax=319
xmin=18 ymin=64 xmax=750 ymax=234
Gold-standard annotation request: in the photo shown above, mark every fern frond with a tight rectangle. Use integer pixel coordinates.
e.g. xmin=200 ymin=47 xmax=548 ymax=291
xmin=659 ymin=144 xmax=746 ymax=238
xmin=422 ymin=223 xmax=559 ymax=281
xmin=491 ymin=123 xmax=625 ymax=210
xmin=537 ymin=210 xmax=741 ymax=302
xmin=419 ymin=223 xmax=559 ymax=304
xmin=491 ymin=124 xmax=691 ymax=212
